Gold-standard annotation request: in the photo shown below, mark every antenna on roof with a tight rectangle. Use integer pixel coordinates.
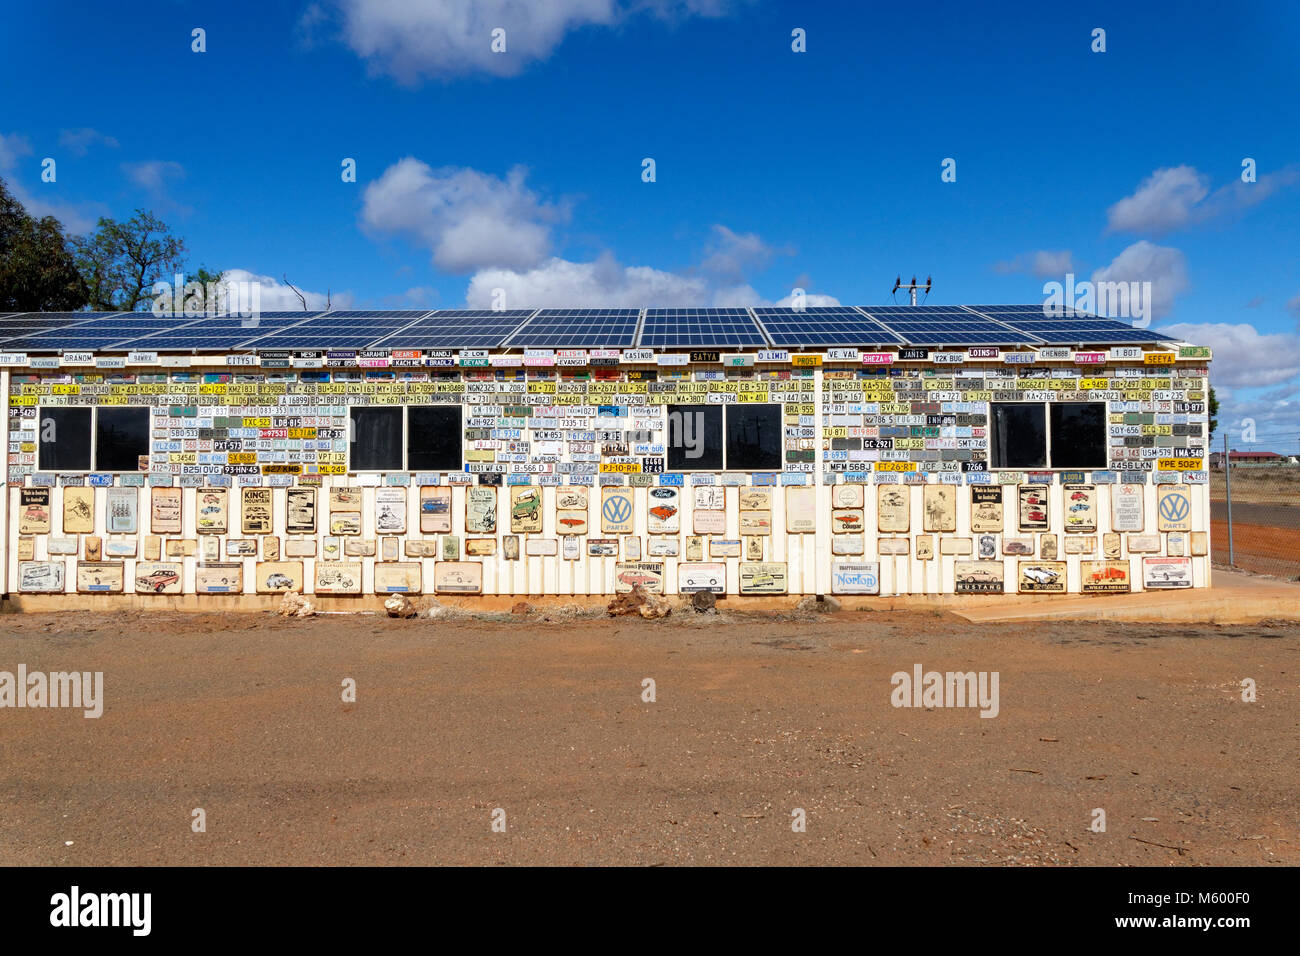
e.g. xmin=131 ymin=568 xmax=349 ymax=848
xmin=893 ymin=275 xmax=931 ymax=306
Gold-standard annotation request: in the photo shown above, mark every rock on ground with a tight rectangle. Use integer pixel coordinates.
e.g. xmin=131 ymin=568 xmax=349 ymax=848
xmin=384 ymin=596 xmax=418 ymax=619
xmin=277 ymin=592 xmax=315 ymax=618
xmin=607 ymin=585 xmax=671 ymax=619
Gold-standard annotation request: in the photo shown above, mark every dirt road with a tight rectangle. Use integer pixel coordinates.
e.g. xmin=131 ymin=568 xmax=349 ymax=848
xmin=1 ymin=607 xmax=1296 ymax=866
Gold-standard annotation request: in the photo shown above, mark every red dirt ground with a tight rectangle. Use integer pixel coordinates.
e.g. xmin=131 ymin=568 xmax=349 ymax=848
xmin=0 ymin=607 xmax=1296 ymax=866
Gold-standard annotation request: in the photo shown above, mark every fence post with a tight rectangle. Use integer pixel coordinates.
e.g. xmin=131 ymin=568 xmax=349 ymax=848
xmin=1223 ymin=433 xmax=1234 ymax=567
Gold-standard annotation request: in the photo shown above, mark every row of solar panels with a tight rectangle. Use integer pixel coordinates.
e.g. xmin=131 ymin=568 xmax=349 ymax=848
xmin=0 ymin=305 xmax=1178 ymax=352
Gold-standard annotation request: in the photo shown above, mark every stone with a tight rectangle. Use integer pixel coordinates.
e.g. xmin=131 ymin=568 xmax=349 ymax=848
xmin=277 ymin=591 xmax=315 ymax=618
xmin=384 ymin=595 xmax=417 ymax=618
xmin=796 ymin=595 xmax=841 ymax=614
xmin=607 ymin=584 xmax=671 ymax=619
xmin=690 ymin=590 xmax=716 ymax=613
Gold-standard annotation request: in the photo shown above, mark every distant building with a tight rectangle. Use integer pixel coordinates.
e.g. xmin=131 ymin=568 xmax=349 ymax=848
xmin=1212 ymin=450 xmax=1287 ymax=467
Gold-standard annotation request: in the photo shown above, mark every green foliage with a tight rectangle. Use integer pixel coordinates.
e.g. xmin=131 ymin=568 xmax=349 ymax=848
xmin=73 ymin=209 xmax=186 ymax=312
xmin=1208 ymin=386 xmax=1219 ymax=438
xmin=0 ymin=176 xmax=88 ymax=311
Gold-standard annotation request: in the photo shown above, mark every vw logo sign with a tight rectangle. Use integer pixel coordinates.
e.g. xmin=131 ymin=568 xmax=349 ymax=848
xmin=1159 ymin=492 xmax=1190 ymax=523
xmin=603 ymin=493 xmax=632 ymax=524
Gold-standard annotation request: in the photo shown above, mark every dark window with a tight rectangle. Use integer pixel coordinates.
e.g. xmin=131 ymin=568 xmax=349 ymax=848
xmin=990 ymin=404 xmax=1046 ymax=469
xmin=349 ymin=407 xmax=403 ymax=471
xmin=991 ymin=401 xmax=1108 ymax=469
xmin=408 ymin=406 xmax=463 ymax=471
xmin=725 ymin=404 xmax=782 ymax=470
xmin=667 ymin=404 xmax=722 ymax=471
xmin=1049 ymin=402 xmax=1107 ymax=468
xmin=37 ymin=407 xmax=92 ymax=471
xmin=95 ymin=408 xmax=149 ymax=471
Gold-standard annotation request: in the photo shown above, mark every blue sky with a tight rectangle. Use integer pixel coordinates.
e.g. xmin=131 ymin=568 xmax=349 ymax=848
xmin=2 ymin=0 xmax=1298 ymax=446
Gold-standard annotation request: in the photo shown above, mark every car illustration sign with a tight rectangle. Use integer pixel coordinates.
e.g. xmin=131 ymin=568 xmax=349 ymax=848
xmin=1018 ymin=485 xmax=1049 ymax=531
xmin=1143 ymin=556 xmax=1192 ymax=589
xmin=739 ymin=562 xmax=788 ymax=595
xmin=1081 ymin=560 xmax=1131 ymax=593
xmin=954 ymin=561 xmax=1004 ymax=594
xmin=256 ymin=561 xmax=303 ymax=594
xmin=615 ymin=561 xmax=664 ymax=594
xmin=434 ymin=561 xmax=482 ymax=595
xmin=134 ymin=561 xmax=183 ymax=595
xmin=678 ymin=562 xmax=725 ymax=594
xmin=1017 ymin=560 xmax=1067 ymax=593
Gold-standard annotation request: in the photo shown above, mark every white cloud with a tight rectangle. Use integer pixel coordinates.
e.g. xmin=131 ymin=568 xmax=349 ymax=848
xmin=772 ymin=291 xmax=840 ymax=307
xmin=467 ymin=253 xmax=707 ymax=308
xmin=381 ymin=286 xmax=438 ymax=309
xmin=1106 ymin=166 xmax=1208 ymax=234
xmin=218 ymin=269 xmax=353 ymax=312
xmin=321 ymin=0 xmax=735 ymax=82
xmin=121 ymin=160 xmax=190 ymax=216
xmin=332 ymin=0 xmax=616 ymax=81
xmin=360 ymin=158 xmax=824 ymax=307
xmin=1107 ymin=164 xmax=1300 ymax=235
xmin=994 ymin=249 xmax=1075 ymax=278
xmin=1213 ymin=387 xmax=1300 ymax=450
xmin=700 ymin=224 xmax=788 ymax=280
xmin=362 ymin=159 xmax=564 ymax=273
xmin=57 ymin=128 xmax=120 ymax=157
xmin=1090 ymin=240 xmax=1189 ymax=320
xmin=123 ymin=160 xmax=185 ymax=193
xmin=1157 ymin=321 xmax=1300 ymax=389
xmin=0 ymin=130 xmax=105 ymax=233
xmin=465 ymin=251 xmax=838 ymax=309
xmin=0 ymin=132 xmax=31 ymax=169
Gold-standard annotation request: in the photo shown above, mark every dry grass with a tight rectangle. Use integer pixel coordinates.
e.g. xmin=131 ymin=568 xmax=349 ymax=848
xmin=1210 ymin=466 xmax=1300 ymax=505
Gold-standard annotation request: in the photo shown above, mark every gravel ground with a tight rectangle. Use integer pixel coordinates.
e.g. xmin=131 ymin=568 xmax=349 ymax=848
xmin=0 ymin=606 xmax=1296 ymax=866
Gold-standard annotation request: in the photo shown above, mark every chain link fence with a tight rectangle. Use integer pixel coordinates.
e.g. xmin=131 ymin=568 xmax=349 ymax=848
xmin=1211 ymin=461 xmax=1300 ymax=579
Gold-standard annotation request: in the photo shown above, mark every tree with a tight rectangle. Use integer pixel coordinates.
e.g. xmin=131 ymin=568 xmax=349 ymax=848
xmin=1209 ymin=386 xmax=1219 ymax=438
xmin=73 ymin=209 xmax=186 ymax=311
xmin=0 ymin=176 xmax=88 ymax=311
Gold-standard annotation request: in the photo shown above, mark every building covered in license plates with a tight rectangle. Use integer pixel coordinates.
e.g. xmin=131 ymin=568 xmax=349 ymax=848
xmin=0 ymin=305 xmax=1211 ymax=604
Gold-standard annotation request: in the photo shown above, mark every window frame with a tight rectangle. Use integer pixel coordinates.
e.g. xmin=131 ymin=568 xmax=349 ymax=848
xmin=989 ymin=400 xmax=1109 ymax=471
xmin=347 ymin=405 xmax=465 ymax=473
xmin=406 ymin=404 xmax=465 ymax=473
xmin=666 ymin=402 xmax=783 ymax=473
xmin=36 ymin=404 xmax=150 ymax=474
xmin=666 ymin=403 xmax=723 ymax=473
xmin=722 ymin=402 xmax=784 ymax=472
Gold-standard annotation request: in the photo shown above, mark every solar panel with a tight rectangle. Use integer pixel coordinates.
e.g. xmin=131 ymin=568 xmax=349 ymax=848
xmin=861 ymin=309 xmax=1038 ymax=346
xmin=0 ymin=317 xmax=96 ymax=326
xmin=0 ymin=306 xmax=1189 ymax=352
xmin=504 ymin=309 xmax=640 ymax=348
xmin=965 ymin=310 xmax=1177 ymax=344
xmin=4 ymin=316 xmax=199 ymax=350
xmin=120 ymin=315 xmax=321 ymax=350
xmin=0 ymin=319 xmax=92 ymax=345
xmin=867 ymin=304 xmax=993 ymax=314
xmin=320 ymin=309 xmax=432 ymax=319
xmin=246 ymin=314 xmax=426 ymax=349
xmin=639 ymin=308 xmax=767 ymax=348
xmin=754 ymin=307 xmax=904 ymax=347
xmin=372 ymin=310 xmax=536 ymax=349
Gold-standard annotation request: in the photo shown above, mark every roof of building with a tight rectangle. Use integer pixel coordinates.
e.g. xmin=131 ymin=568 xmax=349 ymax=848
xmin=0 ymin=305 xmax=1186 ymax=354
xmin=1226 ymin=451 xmax=1285 ymax=459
